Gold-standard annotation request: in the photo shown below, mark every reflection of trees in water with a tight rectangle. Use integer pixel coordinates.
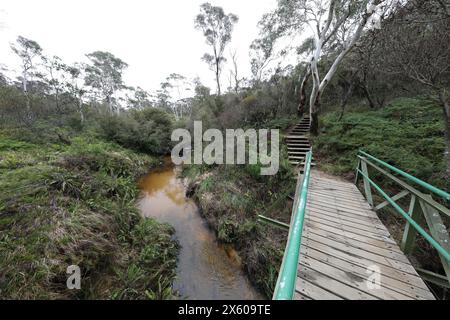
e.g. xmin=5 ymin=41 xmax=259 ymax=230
xmin=164 ymin=185 xmax=186 ymax=206
xmin=138 ymin=166 xmax=263 ymax=299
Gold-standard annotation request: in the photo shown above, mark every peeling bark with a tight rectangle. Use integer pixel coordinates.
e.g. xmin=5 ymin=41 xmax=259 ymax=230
xmin=297 ymin=67 xmax=311 ymax=117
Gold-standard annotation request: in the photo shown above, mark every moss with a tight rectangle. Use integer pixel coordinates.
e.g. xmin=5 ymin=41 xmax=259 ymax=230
xmin=0 ymin=134 xmax=178 ymax=299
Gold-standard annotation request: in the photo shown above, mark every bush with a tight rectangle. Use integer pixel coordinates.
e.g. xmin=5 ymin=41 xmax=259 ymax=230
xmin=99 ymin=108 xmax=173 ymax=155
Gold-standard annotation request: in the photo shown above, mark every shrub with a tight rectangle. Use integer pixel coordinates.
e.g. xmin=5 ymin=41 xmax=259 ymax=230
xmin=99 ymin=108 xmax=173 ymax=155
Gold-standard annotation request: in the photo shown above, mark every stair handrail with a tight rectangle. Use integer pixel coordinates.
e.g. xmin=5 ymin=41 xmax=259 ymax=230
xmin=273 ymin=149 xmax=313 ymax=300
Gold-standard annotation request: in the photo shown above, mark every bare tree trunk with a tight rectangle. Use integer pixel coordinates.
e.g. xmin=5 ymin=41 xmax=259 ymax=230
xmin=78 ymin=100 xmax=84 ymax=123
xmin=22 ymin=71 xmax=32 ymax=113
xmin=338 ymin=81 xmax=354 ymax=121
xmin=362 ymin=84 xmax=376 ymax=109
xmin=438 ymin=88 xmax=450 ymax=178
xmin=298 ymin=67 xmax=311 ymax=117
xmin=215 ymin=59 xmax=221 ymax=96
xmin=310 ymin=93 xmax=320 ymax=136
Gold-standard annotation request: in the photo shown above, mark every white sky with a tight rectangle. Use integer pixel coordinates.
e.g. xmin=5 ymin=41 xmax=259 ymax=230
xmin=0 ymin=0 xmax=279 ymax=94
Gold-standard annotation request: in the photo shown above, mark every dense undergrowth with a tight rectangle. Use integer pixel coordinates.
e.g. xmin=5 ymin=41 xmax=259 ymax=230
xmin=0 ymin=131 xmax=179 ymax=299
xmin=314 ymin=96 xmax=448 ymax=190
xmin=313 ymin=96 xmax=449 ymax=292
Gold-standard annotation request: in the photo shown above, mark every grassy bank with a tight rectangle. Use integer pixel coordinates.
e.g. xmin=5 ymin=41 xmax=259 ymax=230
xmin=0 ymin=131 xmax=179 ymax=299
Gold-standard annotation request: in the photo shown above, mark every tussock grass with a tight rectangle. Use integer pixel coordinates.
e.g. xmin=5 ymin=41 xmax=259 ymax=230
xmin=0 ymin=133 xmax=178 ymax=299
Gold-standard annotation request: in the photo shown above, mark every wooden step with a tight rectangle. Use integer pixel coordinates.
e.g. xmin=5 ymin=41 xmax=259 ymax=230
xmin=287 ymin=145 xmax=310 ymax=148
xmin=290 ymin=161 xmax=317 ymax=166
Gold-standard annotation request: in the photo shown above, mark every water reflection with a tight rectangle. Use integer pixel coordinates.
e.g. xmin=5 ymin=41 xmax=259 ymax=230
xmin=138 ymin=163 xmax=263 ymax=300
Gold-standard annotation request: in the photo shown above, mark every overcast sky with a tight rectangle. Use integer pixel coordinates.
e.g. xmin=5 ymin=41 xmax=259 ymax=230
xmin=0 ymin=0 xmax=279 ymax=94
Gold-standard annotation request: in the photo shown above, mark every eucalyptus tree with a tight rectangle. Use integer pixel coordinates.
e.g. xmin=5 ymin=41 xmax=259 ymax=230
xmin=84 ymin=51 xmax=128 ymax=113
xmin=194 ymin=3 xmax=238 ymax=95
xmin=229 ymin=49 xmax=242 ymax=94
xmin=259 ymin=0 xmax=390 ymax=134
xmin=376 ymin=0 xmax=450 ymax=176
xmin=159 ymin=73 xmax=192 ymax=120
xmin=10 ymin=36 xmax=42 ymax=112
xmin=65 ymin=63 xmax=87 ymax=123
xmin=41 ymin=55 xmax=68 ymax=114
xmin=127 ymin=86 xmax=152 ymax=110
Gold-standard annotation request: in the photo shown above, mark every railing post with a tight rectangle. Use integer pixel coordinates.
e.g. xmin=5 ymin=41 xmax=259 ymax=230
xmin=401 ymin=195 xmax=421 ymax=254
xmin=354 ymin=157 xmax=361 ymax=185
xmin=360 ymin=159 xmax=373 ymax=207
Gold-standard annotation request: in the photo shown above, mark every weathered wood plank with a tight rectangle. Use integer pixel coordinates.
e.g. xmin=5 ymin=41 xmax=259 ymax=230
xmin=299 ymin=254 xmax=414 ymax=300
xmin=295 ymin=277 xmax=343 ymax=300
xmin=300 ymin=246 xmax=435 ymax=300
xmin=298 ymin=265 xmax=379 ymax=300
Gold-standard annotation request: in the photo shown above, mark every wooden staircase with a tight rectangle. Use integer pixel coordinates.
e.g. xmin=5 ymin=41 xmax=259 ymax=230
xmin=285 ymin=115 xmax=315 ymax=172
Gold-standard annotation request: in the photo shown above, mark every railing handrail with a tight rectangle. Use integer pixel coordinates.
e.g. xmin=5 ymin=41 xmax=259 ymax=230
xmin=273 ymin=149 xmax=312 ymax=300
xmin=356 ymin=167 xmax=450 ymax=262
xmin=358 ymin=150 xmax=450 ymax=201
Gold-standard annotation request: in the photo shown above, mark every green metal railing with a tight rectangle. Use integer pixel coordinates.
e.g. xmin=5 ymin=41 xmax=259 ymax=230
xmin=355 ymin=150 xmax=450 ymax=288
xmin=272 ymin=150 xmax=313 ymax=300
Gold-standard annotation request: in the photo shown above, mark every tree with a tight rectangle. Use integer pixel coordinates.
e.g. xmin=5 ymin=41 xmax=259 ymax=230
xmin=260 ymin=0 xmax=389 ymax=134
xmin=10 ymin=36 xmax=43 ymax=112
xmin=376 ymin=0 xmax=450 ymax=176
xmin=127 ymin=86 xmax=152 ymax=110
xmin=65 ymin=63 xmax=87 ymax=123
xmin=250 ymin=12 xmax=282 ymax=85
xmin=194 ymin=2 xmax=238 ymax=95
xmin=41 ymin=55 xmax=68 ymax=114
xmin=229 ymin=49 xmax=242 ymax=94
xmin=84 ymin=51 xmax=128 ymax=113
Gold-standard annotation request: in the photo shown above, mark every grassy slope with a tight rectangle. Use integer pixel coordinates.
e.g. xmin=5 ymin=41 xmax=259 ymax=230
xmin=313 ymin=96 xmax=449 ymax=276
xmin=314 ymin=96 xmax=447 ymax=190
xmin=0 ymin=133 xmax=178 ymax=299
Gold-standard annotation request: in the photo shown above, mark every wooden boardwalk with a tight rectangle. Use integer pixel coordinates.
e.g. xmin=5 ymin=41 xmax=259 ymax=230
xmin=294 ymin=170 xmax=436 ymax=300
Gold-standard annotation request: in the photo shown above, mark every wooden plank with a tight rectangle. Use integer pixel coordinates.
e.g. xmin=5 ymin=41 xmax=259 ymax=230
xmin=375 ymin=190 xmax=410 ymax=211
xmin=306 ymin=211 xmax=392 ymax=237
xmin=308 ymin=194 xmax=375 ymax=213
xmin=307 ymin=206 xmax=392 ymax=233
xmin=298 ymin=265 xmax=379 ymax=300
xmin=302 ymin=226 xmax=411 ymax=265
xmin=295 ymin=277 xmax=343 ymax=300
xmin=301 ymin=230 xmax=418 ymax=275
xmin=304 ymin=215 xmax=396 ymax=244
xmin=299 ymin=254 xmax=414 ymax=300
xmin=300 ymin=238 xmax=430 ymax=290
xmin=420 ymin=196 xmax=450 ymax=284
xmin=307 ymin=201 xmax=382 ymax=219
xmin=309 ymin=189 xmax=368 ymax=202
xmin=293 ymin=291 xmax=312 ymax=300
xmin=299 ymin=248 xmax=435 ymax=300
xmin=309 ymin=186 xmax=366 ymax=199
xmin=303 ymin=213 xmax=403 ymax=252
xmin=309 ymin=190 xmax=371 ymax=207
xmin=304 ymin=224 xmax=411 ymax=263
xmin=307 ymin=206 xmax=389 ymax=230
xmin=307 ymin=206 xmax=386 ymax=228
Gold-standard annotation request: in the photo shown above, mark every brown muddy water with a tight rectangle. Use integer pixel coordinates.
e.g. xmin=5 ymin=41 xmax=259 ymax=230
xmin=138 ymin=162 xmax=263 ymax=300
